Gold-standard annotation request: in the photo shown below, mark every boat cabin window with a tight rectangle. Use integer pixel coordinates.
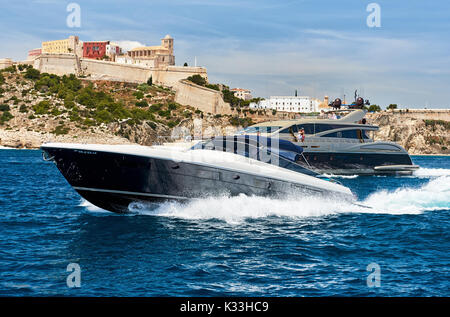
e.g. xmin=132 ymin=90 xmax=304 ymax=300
xmin=280 ymin=124 xmax=317 ymax=135
xmin=313 ymin=124 xmax=356 ymax=134
xmin=279 ymin=125 xmax=298 ymax=135
xmin=295 ymin=124 xmax=315 ymax=135
xmin=321 ymin=129 xmax=371 ymax=140
xmin=281 ymin=124 xmax=361 ymax=135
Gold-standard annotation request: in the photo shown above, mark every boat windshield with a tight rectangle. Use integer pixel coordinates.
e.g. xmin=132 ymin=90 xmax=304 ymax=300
xmin=236 ymin=126 xmax=282 ymax=135
xmin=191 ymin=136 xmax=319 ymax=176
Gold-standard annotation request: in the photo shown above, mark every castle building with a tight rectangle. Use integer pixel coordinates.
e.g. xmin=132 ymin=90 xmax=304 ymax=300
xmin=231 ymin=88 xmax=252 ymax=100
xmin=124 ymin=34 xmax=175 ymax=68
xmin=42 ymin=36 xmax=81 ymax=55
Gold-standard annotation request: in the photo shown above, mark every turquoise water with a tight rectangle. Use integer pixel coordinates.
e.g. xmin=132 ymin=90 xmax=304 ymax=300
xmin=0 ymin=150 xmax=449 ymax=296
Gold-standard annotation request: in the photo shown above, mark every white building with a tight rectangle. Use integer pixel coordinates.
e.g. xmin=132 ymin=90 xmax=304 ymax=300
xmin=231 ymin=88 xmax=252 ymax=100
xmin=106 ymin=43 xmax=122 ymax=60
xmin=250 ymin=96 xmax=320 ymax=113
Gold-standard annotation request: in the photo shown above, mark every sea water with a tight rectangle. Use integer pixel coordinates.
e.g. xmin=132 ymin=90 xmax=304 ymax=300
xmin=0 ymin=150 xmax=448 ymax=296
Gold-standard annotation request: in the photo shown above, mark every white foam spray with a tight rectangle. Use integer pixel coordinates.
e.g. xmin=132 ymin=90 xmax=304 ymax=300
xmin=80 ymin=176 xmax=450 ymax=224
xmin=413 ymin=168 xmax=450 ymax=178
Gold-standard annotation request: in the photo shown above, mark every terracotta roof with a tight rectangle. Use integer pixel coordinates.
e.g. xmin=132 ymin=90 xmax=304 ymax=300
xmin=231 ymin=88 xmax=251 ymax=92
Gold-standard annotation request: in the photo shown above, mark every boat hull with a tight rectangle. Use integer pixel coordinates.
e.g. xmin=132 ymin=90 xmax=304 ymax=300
xmin=42 ymin=145 xmax=352 ymax=213
xmin=300 ymin=151 xmax=417 ymax=175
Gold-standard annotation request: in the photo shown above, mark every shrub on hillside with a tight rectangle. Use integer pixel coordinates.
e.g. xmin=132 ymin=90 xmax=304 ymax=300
xmin=149 ymin=103 xmax=163 ymax=113
xmin=19 ymin=104 xmax=28 ymax=113
xmin=1 ymin=65 xmax=16 ymax=73
xmin=24 ymin=68 xmax=40 ymax=80
xmin=0 ymin=104 xmax=10 ymax=111
xmin=387 ymin=104 xmax=398 ymax=110
xmin=133 ymin=91 xmax=144 ymax=99
xmin=0 ymin=111 xmax=14 ymax=124
xmin=52 ymin=125 xmax=70 ymax=135
xmin=135 ymin=100 xmax=149 ymax=108
xmin=168 ymin=102 xmax=178 ymax=111
xmin=137 ymin=84 xmax=150 ymax=92
xmin=229 ymin=116 xmax=253 ymax=127
xmin=32 ymin=100 xmax=52 ymax=114
xmin=186 ymin=74 xmax=207 ymax=86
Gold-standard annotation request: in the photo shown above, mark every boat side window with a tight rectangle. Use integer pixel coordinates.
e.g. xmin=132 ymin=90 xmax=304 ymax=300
xmin=296 ymin=124 xmax=314 ymax=135
xmin=313 ymin=124 xmax=355 ymax=134
xmin=279 ymin=125 xmax=298 ymax=134
xmin=321 ymin=129 xmax=363 ymax=139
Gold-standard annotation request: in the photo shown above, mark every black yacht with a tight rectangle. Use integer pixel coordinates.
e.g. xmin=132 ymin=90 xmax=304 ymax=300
xmin=41 ymin=136 xmax=354 ymax=213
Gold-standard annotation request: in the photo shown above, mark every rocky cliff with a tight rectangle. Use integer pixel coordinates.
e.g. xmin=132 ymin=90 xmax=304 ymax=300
xmin=367 ymin=111 xmax=450 ymax=155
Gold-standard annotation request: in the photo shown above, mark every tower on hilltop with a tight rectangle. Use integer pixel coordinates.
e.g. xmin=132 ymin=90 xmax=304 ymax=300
xmin=161 ymin=34 xmax=174 ymax=55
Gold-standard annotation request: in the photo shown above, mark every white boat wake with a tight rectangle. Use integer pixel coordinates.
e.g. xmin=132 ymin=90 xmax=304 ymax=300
xmin=81 ymin=175 xmax=450 ymax=224
xmin=413 ymin=168 xmax=450 ymax=178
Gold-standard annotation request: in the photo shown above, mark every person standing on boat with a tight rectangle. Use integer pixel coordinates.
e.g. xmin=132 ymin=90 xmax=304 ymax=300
xmin=298 ymin=128 xmax=305 ymax=142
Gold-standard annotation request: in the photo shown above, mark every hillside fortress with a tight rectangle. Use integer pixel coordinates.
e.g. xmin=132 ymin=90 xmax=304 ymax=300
xmin=6 ymin=35 xmax=232 ymax=115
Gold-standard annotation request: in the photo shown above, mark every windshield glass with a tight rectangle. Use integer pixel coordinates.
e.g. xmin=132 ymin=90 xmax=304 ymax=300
xmin=236 ymin=126 xmax=282 ymax=134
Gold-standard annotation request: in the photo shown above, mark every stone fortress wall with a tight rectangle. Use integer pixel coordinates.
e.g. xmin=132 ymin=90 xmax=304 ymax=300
xmin=174 ymin=79 xmax=232 ymax=115
xmin=30 ymin=53 xmax=231 ymax=114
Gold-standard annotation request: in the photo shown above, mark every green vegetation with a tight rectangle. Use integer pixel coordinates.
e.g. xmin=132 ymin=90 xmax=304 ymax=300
xmin=0 ymin=111 xmax=14 ymax=124
xmin=168 ymin=102 xmax=178 ymax=111
xmin=0 ymin=102 xmax=12 ymax=124
xmin=387 ymin=104 xmax=398 ymax=110
xmin=52 ymin=125 xmax=70 ymax=135
xmin=24 ymin=67 xmax=40 ymax=80
xmin=0 ymin=104 xmax=10 ymax=111
xmin=186 ymin=74 xmax=207 ymax=86
xmin=149 ymin=103 xmax=163 ymax=113
xmin=33 ymin=100 xmax=52 ymax=114
xmin=133 ymin=91 xmax=144 ymax=99
xmin=135 ymin=100 xmax=149 ymax=108
xmin=205 ymin=83 xmax=220 ymax=91
xmin=1 ymin=65 xmax=16 ymax=73
xmin=368 ymin=104 xmax=381 ymax=112
xmin=425 ymin=135 xmax=446 ymax=146
xmin=229 ymin=116 xmax=253 ymax=127
xmin=167 ymin=119 xmax=180 ymax=128
xmin=424 ymin=119 xmax=450 ymax=131
xmin=1 ymin=67 xmax=189 ymax=139
xmin=137 ymin=83 xmax=150 ymax=92
xmin=17 ymin=64 xmax=32 ymax=72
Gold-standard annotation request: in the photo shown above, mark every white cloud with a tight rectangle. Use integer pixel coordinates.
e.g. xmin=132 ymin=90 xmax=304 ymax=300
xmin=112 ymin=40 xmax=146 ymax=52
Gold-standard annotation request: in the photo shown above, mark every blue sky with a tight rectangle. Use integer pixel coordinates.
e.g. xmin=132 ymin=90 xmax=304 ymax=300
xmin=1 ymin=0 xmax=450 ymax=108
